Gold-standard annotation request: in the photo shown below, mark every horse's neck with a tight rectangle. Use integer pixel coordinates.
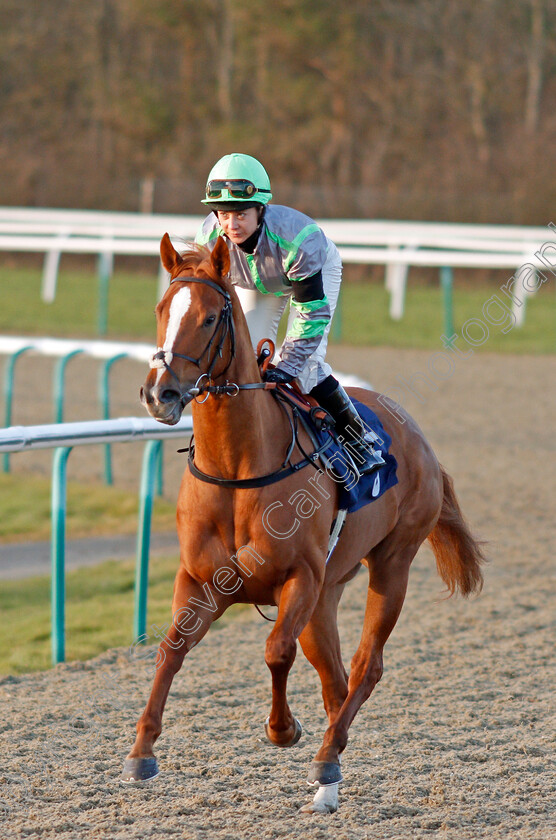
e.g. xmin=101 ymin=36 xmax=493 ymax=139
xmin=191 ymin=333 xmax=279 ymax=480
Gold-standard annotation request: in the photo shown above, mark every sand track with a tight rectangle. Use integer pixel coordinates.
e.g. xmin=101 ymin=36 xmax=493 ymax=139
xmin=1 ymin=347 xmax=555 ymax=839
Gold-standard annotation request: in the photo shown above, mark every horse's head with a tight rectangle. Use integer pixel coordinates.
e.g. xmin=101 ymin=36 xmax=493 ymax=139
xmin=141 ymin=234 xmax=234 ymax=424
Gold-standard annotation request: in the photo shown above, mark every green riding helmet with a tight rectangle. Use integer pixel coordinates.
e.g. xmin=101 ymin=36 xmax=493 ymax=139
xmin=202 ymin=153 xmax=272 ymax=210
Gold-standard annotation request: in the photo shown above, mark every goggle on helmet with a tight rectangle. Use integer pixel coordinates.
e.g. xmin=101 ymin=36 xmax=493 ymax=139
xmin=202 ymin=153 xmax=273 ymax=209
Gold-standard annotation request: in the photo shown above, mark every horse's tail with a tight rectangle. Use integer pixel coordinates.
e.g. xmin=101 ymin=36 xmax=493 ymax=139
xmin=428 ymin=465 xmax=486 ymax=597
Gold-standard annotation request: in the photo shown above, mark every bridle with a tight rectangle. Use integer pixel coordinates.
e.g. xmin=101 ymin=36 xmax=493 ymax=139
xmin=150 ymin=275 xmax=238 ymax=406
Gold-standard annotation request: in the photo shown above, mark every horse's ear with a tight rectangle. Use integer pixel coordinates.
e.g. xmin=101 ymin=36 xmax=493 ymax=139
xmin=160 ymin=233 xmax=183 ymax=274
xmin=211 ymin=236 xmax=231 ymax=279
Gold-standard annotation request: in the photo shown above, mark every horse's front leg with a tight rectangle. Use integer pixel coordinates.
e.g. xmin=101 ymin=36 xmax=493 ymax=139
xmin=264 ymin=568 xmax=321 ymax=747
xmin=121 ymin=567 xmax=231 ymax=782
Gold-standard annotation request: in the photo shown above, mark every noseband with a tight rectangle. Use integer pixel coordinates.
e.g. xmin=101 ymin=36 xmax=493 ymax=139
xmin=150 ymin=275 xmax=236 ymax=404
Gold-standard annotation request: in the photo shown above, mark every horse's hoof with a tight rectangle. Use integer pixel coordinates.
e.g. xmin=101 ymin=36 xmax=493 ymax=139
xmin=299 ymin=782 xmax=339 ymax=815
xmin=307 ymin=760 xmax=343 ymax=786
xmin=120 ymin=756 xmax=159 ymax=783
xmin=264 ymin=716 xmax=302 ymax=747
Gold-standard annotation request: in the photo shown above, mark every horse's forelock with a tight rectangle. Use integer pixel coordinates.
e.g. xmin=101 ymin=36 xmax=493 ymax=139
xmin=172 ymin=244 xmax=229 ymax=290
xmin=170 ymin=245 xmax=205 ymax=279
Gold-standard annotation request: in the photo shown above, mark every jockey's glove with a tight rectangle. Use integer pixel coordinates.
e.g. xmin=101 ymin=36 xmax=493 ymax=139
xmin=263 ymin=367 xmax=295 ymax=385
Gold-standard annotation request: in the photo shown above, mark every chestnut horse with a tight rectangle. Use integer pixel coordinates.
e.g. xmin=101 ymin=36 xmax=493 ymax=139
xmin=122 ymin=234 xmax=485 ymax=814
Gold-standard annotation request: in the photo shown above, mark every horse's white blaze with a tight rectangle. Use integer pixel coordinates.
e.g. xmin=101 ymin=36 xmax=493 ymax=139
xmin=148 ymin=349 xmax=173 ymax=390
xmin=300 ymin=782 xmax=339 ymax=815
xmin=163 ymin=287 xmax=192 ymax=353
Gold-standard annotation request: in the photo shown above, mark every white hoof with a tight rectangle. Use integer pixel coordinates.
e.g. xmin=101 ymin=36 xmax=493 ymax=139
xmin=299 ymin=782 xmax=339 ymax=814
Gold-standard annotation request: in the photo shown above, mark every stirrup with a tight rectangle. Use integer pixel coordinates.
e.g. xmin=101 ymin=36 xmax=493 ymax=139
xmin=343 ymin=437 xmax=385 ymax=476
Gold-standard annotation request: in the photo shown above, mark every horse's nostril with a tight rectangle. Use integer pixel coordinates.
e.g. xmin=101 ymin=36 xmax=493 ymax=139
xmin=140 ymin=386 xmax=153 ymax=405
xmin=160 ymin=388 xmax=181 ymax=404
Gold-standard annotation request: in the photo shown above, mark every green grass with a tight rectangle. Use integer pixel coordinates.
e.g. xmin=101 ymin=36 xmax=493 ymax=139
xmin=0 ymin=473 xmax=176 ymax=543
xmin=0 ymin=265 xmax=157 ymax=340
xmin=0 ymin=262 xmax=554 ymax=352
xmin=336 ymin=277 xmax=555 ymax=353
xmin=0 ymin=553 xmax=249 ymax=674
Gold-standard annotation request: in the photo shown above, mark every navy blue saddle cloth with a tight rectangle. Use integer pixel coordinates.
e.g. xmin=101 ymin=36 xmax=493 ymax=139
xmin=311 ymin=398 xmax=398 ymax=514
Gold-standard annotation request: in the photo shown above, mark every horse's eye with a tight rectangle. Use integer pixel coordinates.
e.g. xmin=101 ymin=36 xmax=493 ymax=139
xmin=204 ymin=314 xmax=216 ymax=327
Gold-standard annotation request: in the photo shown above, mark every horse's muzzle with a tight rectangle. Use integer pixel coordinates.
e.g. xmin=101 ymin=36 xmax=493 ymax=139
xmin=140 ymin=382 xmax=190 ymax=425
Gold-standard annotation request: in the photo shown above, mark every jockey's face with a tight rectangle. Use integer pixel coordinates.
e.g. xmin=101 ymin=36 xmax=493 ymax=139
xmin=217 ymin=207 xmax=260 ymax=244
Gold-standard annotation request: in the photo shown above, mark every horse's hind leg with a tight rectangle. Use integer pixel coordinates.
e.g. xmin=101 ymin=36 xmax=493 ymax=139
xmin=309 ymin=538 xmax=420 ymax=786
xmin=297 ymin=581 xmax=350 ymax=814
xmin=264 ymin=568 xmax=321 ymax=747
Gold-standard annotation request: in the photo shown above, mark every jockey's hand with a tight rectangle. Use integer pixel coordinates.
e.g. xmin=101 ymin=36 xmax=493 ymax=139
xmin=263 ymin=367 xmax=295 ymax=385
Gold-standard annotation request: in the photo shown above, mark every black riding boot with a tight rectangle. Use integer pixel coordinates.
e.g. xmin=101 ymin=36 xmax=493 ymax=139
xmin=310 ymin=377 xmax=385 ymax=475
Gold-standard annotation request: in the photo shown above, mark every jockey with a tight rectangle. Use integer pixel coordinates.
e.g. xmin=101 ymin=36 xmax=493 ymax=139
xmin=195 ymin=152 xmax=382 ymax=475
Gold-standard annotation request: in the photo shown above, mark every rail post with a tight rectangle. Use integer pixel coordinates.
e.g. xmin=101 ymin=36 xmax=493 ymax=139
xmin=99 ymin=352 xmax=128 ymax=484
xmin=54 ymin=349 xmax=84 ymax=423
xmin=156 ymin=442 xmax=164 ymax=497
xmin=41 ymin=244 xmax=62 ymax=303
xmin=3 ymin=345 xmax=33 ymax=472
xmin=440 ymin=266 xmax=454 ymax=342
xmin=51 ymin=446 xmax=72 ymax=665
xmin=134 ymin=439 xmax=163 ymax=642
xmin=97 ymin=250 xmax=114 ymax=336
